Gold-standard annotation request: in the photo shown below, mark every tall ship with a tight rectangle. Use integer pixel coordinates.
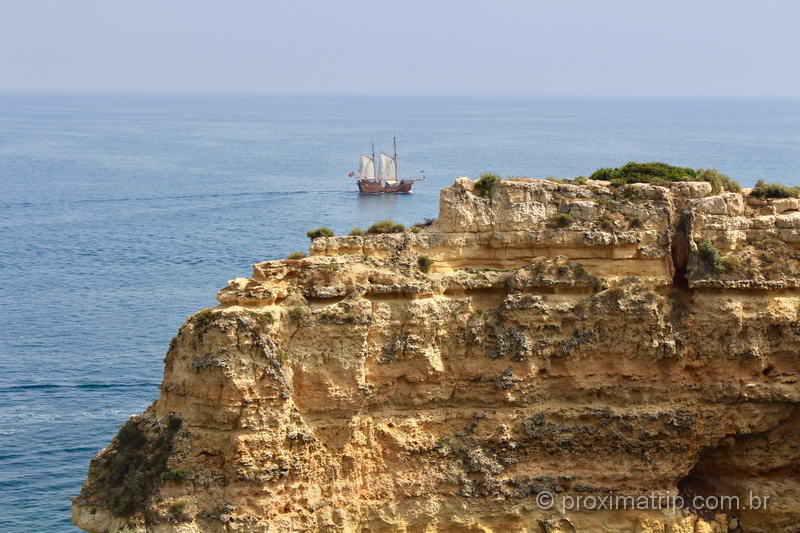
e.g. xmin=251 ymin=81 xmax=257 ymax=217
xmin=350 ymin=138 xmax=424 ymax=194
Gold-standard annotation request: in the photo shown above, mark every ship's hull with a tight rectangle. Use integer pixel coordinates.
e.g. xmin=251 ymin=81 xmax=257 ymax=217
xmin=357 ymin=180 xmax=384 ymax=194
xmin=357 ymin=179 xmax=420 ymax=194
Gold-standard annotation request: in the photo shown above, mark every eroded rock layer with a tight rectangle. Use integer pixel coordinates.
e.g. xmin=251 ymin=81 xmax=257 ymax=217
xmin=73 ymin=178 xmax=800 ymax=533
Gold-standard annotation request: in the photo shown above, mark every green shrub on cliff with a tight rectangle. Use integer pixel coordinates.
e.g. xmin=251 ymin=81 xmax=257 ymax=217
xmin=91 ymin=415 xmax=183 ymax=517
xmin=164 ymin=468 xmax=189 ymax=482
xmin=117 ymin=418 xmax=147 ymax=449
xmin=349 ymin=227 xmax=364 ymax=236
xmin=367 ymin=219 xmax=405 ymax=234
xmin=277 ymin=348 xmax=289 ymax=363
xmin=417 ymin=255 xmax=433 ymax=273
xmin=589 ymin=162 xmax=744 ymax=193
xmin=696 ymin=168 xmax=741 ymax=194
xmin=597 ymin=214 xmax=615 ymax=231
xmin=474 ymin=172 xmax=501 ymax=198
xmin=287 ymin=251 xmax=305 ymax=259
xmin=548 ymin=213 xmax=574 ymax=228
xmin=750 ymin=179 xmax=799 ymax=199
xmin=720 ymin=256 xmax=740 ymax=272
xmin=169 ymin=501 xmax=189 ymax=521
xmin=698 ymin=239 xmax=723 ymax=272
xmin=306 ymin=227 xmax=334 ymax=240
xmin=288 ymin=306 xmax=306 ymax=323
xmin=590 ymin=162 xmax=697 ymax=185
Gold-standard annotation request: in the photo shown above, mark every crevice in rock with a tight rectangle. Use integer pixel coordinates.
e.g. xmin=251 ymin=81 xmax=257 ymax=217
xmin=671 ymin=214 xmax=691 ymax=290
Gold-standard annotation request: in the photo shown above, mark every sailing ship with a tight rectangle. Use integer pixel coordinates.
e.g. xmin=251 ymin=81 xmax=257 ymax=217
xmin=351 ymin=138 xmax=424 ymax=194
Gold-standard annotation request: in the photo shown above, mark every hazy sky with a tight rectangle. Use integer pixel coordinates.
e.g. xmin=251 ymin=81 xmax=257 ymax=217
xmin=1 ymin=0 xmax=798 ymax=97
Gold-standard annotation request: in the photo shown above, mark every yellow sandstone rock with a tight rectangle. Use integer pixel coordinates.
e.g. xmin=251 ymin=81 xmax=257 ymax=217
xmin=73 ymin=178 xmax=800 ymax=532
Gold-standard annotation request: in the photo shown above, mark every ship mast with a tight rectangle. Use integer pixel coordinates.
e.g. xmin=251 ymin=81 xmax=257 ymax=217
xmin=371 ymin=138 xmax=377 ymax=183
xmin=393 ymin=135 xmax=398 ymax=181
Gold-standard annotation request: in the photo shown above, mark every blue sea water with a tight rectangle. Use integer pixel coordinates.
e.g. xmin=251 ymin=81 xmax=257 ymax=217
xmin=1 ymin=93 xmax=799 ymax=532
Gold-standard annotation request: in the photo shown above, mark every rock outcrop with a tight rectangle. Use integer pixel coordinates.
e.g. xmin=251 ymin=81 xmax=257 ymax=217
xmin=73 ymin=178 xmax=800 ymax=533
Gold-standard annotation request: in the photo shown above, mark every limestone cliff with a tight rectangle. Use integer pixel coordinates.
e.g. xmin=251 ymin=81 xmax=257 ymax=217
xmin=73 ymin=178 xmax=800 ymax=533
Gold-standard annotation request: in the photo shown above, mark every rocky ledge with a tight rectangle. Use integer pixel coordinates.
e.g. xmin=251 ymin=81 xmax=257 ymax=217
xmin=73 ymin=177 xmax=800 ymax=532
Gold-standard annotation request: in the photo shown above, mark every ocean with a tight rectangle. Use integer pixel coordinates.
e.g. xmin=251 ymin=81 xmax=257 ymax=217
xmin=1 ymin=93 xmax=799 ymax=532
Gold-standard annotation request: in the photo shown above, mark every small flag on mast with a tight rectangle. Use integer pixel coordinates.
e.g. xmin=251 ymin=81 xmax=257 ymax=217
xmin=347 ymin=171 xmax=355 ymax=177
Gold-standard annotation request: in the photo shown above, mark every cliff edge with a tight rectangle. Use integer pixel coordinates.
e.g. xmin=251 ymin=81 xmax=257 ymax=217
xmin=73 ymin=177 xmax=800 ymax=532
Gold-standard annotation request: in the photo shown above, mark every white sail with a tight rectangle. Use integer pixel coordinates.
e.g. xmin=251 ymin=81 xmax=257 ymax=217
xmin=378 ymin=152 xmax=397 ymax=184
xmin=358 ymin=155 xmax=375 ymax=179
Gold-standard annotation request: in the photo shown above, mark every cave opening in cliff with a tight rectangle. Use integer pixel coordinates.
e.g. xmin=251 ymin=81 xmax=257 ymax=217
xmin=677 ymin=445 xmax=743 ymax=525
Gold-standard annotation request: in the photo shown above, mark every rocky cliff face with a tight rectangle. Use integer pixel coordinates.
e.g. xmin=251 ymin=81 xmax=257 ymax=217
xmin=73 ymin=178 xmax=800 ymax=533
